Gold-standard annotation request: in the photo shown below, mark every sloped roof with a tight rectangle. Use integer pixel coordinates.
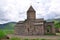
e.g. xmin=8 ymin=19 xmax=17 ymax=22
xmin=27 ymin=6 xmax=35 ymax=12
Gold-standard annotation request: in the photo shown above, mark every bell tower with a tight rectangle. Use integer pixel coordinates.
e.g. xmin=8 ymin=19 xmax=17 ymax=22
xmin=27 ymin=6 xmax=36 ymax=20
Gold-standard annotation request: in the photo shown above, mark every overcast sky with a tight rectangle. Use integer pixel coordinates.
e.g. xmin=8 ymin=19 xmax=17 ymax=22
xmin=0 ymin=0 xmax=60 ymax=24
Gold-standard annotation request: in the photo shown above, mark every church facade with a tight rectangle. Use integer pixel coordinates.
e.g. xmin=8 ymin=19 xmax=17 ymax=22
xmin=14 ymin=6 xmax=56 ymax=35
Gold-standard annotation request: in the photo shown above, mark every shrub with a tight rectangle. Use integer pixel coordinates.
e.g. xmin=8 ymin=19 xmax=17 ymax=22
xmin=24 ymin=38 xmax=29 ymax=40
xmin=41 ymin=39 xmax=46 ymax=40
xmin=31 ymin=38 xmax=39 ymax=40
xmin=10 ymin=37 xmax=21 ymax=40
xmin=31 ymin=39 xmax=36 ymax=40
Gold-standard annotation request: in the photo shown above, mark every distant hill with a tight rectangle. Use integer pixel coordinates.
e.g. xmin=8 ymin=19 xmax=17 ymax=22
xmin=0 ymin=22 xmax=16 ymax=29
xmin=46 ymin=19 xmax=54 ymax=22
xmin=54 ymin=18 xmax=60 ymax=21
xmin=46 ymin=18 xmax=60 ymax=22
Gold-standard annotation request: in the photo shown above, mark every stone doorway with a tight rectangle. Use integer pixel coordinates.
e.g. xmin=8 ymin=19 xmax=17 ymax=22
xmin=47 ymin=25 xmax=52 ymax=34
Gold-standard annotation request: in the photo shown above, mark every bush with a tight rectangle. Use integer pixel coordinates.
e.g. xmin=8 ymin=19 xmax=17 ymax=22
xmin=24 ymin=38 xmax=29 ymax=40
xmin=24 ymin=38 xmax=39 ymax=40
xmin=31 ymin=38 xmax=39 ymax=40
xmin=0 ymin=30 xmax=6 ymax=40
xmin=10 ymin=37 xmax=21 ymax=40
xmin=41 ymin=39 xmax=46 ymax=40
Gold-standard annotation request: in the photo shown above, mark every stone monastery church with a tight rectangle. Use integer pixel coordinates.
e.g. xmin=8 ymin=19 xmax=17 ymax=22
xmin=15 ymin=6 xmax=56 ymax=35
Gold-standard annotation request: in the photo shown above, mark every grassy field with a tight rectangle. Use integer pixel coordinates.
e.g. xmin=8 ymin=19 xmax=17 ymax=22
xmin=1 ymin=29 xmax=60 ymax=40
xmin=0 ymin=29 xmax=14 ymax=34
xmin=3 ymin=29 xmax=14 ymax=34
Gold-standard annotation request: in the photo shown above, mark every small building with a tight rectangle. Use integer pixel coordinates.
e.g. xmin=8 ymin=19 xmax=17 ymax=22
xmin=14 ymin=6 xmax=56 ymax=35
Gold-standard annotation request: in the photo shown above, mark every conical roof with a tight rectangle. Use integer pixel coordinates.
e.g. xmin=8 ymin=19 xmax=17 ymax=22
xmin=27 ymin=6 xmax=35 ymax=12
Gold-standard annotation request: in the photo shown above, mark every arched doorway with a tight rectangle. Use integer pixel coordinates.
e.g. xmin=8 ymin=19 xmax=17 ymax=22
xmin=47 ymin=25 xmax=52 ymax=34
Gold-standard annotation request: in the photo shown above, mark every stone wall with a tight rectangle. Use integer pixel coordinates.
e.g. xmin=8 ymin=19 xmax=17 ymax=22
xmin=45 ymin=22 xmax=56 ymax=34
xmin=14 ymin=21 xmax=25 ymax=35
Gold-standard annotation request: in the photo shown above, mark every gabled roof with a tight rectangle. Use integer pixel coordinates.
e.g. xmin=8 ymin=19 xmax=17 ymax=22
xmin=27 ymin=6 xmax=35 ymax=12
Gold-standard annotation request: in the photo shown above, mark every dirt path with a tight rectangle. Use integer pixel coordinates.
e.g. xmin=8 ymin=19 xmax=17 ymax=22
xmin=7 ymin=34 xmax=60 ymax=40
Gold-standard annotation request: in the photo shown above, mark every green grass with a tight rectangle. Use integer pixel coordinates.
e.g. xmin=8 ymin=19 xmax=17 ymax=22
xmin=0 ymin=29 xmax=14 ymax=40
xmin=0 ymin=30 xmax=6 ymax=40
xmin=3 ymin=29 xmax=14 ymax=34
xmin=0 ymin=29 xmax=14 ymax=34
